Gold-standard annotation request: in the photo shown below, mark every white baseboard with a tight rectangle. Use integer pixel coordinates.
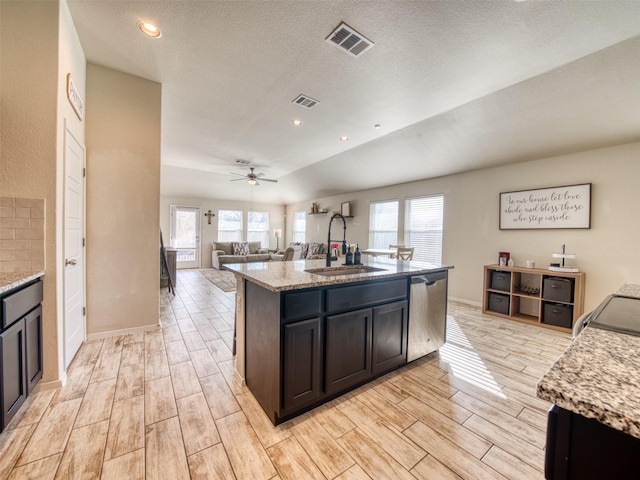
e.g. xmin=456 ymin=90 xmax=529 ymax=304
xmin=33 ymin=372 xmax=66 ymax=392
xmin=86 ymin=323 xmax=160 ymax=341
xmin=449 ymin=296 xmax=481 ymax=307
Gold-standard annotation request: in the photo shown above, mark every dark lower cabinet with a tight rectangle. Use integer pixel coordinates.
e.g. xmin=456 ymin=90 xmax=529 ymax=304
xmin=325 ymin=300 xmax=408 ymax=395
xmin=372 ymin=301 xmax=408 ymax=376
xmin=283 ymin=317 xmax=321 ymax=412
xmin=0 ymin=318 xmax=27 ymax=429
xmin=0 ymin=278 xmax=43 ymax=432
xmin=545 ymin=405 xmax=640 ymax=479
xmin=326 ymin=308 xmax=372 ymax=395
xmin=246 ymin=278 xmax=414 ymax=425
xmin=25 ymin=306 xmax=43 ymax=394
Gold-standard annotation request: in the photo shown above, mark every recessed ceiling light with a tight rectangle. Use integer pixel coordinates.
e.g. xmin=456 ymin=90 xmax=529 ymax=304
xmin=137 ymin=21 xmax=162 ymax=38
xmin=340 ymin=136 xmax=349 ymax=142
xmin=374 ymin=124 xmax=381 ymax=129
xmin=291 ymin=120 xmax=303 ymax=127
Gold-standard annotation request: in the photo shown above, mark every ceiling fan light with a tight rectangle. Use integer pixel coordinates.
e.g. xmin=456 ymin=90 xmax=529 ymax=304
xmin=247 ymin=178 xmax=257 ymax=185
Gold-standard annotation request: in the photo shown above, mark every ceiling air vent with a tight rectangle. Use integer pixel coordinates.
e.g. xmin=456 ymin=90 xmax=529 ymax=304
xmin=292 ymin=94 xmax=319 ymax=109
xmin=325 ymin=22 xmax=374 ymax=58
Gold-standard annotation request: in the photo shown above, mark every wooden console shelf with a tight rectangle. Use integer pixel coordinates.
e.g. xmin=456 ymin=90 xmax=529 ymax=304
xmin=482 ymin=264 xmax=585 ymax=332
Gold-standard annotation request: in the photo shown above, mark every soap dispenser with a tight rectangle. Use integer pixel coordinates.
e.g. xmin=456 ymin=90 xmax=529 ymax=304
xmin=345 ymin=245 xmax=353 ymax=265
xmin=354 ymin=244 xmax=361 ymax=265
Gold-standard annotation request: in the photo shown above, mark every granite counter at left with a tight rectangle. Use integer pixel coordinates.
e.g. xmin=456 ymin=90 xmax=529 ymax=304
xmin=0 ymin=271 xmax=45 ymax=295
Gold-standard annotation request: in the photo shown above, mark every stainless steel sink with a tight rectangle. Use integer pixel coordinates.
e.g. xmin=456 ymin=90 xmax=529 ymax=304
xmin=304 ymin=266 xmax=387 ymax=276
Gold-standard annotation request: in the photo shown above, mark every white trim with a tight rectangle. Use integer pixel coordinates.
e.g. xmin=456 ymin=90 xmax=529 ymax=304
xmin=449 ymin=297 xmax=481 ymax=307
xmin=33 ymin=374 xmax=66 ymax=392
xmin=86 ymin=323 xmax=159 ymax=341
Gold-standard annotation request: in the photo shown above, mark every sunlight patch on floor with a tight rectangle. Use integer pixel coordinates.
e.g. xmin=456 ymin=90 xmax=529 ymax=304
xmin=441 ymin=317 xmax=505 ymax=397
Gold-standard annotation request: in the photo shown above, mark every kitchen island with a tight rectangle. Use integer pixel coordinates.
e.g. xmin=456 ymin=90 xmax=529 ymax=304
xmin=226 ymin=257 xmax=452 ymax=424
xmin=537 ymin=284 xmax=640 ymax=479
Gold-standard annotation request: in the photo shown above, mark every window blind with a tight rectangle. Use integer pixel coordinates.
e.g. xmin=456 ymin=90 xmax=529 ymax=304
xmin=247 ymin=211 xmax=269 ymax=247
xmin=218 ymin=209 xmax=243 ymax=242
xmin=404 ymin=195 xmax=443 ymax=263
xmin=292 ymin=211 xmax=306 ymax=243
xmin=368 ymin=200 xmax=398 ymax=249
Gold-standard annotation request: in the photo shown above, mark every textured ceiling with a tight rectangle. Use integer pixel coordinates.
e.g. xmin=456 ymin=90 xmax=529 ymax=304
xmin=66 ymin=0 xmax=640 ymax=204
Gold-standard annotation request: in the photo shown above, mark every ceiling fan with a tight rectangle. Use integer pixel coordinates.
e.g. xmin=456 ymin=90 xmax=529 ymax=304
xmin=229 ymin=167 xmax=278 ymax=185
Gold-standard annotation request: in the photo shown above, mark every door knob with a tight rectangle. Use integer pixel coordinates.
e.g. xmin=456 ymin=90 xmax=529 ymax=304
xmin=65 ymin=259 xmax=77 ymax=266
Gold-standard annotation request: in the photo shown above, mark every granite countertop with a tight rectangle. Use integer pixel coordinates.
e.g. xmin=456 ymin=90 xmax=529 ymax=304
xmin=537 ymin=283 xmax=640 ymax=439
xmin=0 ymin=271 xmax=45 ymax=295
xmin=224 ymin=257 xmax=452 ymax=292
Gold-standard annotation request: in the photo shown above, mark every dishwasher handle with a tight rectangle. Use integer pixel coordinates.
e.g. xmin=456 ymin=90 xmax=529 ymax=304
xmin=411 ymin=276 xmax=437 ymax=286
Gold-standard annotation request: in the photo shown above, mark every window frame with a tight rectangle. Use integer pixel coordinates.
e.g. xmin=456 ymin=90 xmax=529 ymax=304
xmin=217 ymin=209 xmax=244 ymax=242
xmin=247 ymin=210 xmax=270 ymax=248
xmin=404 ymin=194 xmax=444 ymax=264
xmin=368 ymin=199 xmax=399 ymax=250
xmin=292 ymin=211 xmax=306 ymax=244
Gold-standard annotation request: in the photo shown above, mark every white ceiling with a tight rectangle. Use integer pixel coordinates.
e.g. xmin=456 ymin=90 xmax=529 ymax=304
xmin=66 ymin=0 xmax=640 ymax=205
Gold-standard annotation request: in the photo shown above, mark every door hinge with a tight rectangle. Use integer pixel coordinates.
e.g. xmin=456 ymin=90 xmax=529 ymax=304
xmin=83 ymin=167 xmax=86 ymax=177
xmin=83 ymin=238 xmax=86 ymax=247
xmin=82 ymin=306 xmax=86 ymax=316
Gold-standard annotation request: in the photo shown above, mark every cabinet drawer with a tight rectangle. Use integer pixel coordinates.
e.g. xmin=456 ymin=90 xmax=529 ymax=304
xmin=326 ymin=279 xmax=407 ymax=312
xmin=2 ymin=281 xmax=43 ymax=329
xmin=282 ymin=290 xmax=321 ymax=322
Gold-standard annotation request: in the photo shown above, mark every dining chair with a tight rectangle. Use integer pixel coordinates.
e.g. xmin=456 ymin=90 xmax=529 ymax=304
xmin=388 ymin=244 xmax=405 ymax=259
xmin=396 ymin=247 xmax=414 ymax=260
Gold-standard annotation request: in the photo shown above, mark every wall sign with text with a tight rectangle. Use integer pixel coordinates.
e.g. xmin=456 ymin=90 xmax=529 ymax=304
xmin=499 ymin=183 xmax=591 ymax=230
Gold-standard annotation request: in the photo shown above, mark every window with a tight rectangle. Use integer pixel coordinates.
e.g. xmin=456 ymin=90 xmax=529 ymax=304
xmin=368 ymin=200 xmax=398 ymax=249
xmin=292 ymin=211 xmax=306 ymax=243
xmin=218 ymin=210 xmax=243 ymax=242
xmin=404 ymin=195 xmax=444 ymax=263
xmin=247 ymin=211 xmax=269 ymax=247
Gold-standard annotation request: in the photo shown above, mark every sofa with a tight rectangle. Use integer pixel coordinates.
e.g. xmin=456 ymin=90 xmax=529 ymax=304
xmin=212 ymin=241 xmax=275 ymax=269
xmin=211 ymin=241 xmax=327 ymax=269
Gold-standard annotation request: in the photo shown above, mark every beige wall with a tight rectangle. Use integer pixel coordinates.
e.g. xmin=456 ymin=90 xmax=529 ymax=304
xmin=0 ymin=0 xmax=78 ymax=384
xmin=287 ymin=142 xmax=640 ymax=313
xmin=86 ymin=64 xmax=161 ymax=335
xmin=160 ymin=194 xmax=285 ymax=267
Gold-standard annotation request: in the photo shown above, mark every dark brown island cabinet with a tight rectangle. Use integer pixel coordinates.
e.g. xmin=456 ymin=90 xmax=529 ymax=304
xmin=245 ymin=276 xmax=423 ymax=424
xmin=545 ymin=405 xmax=640 ymax=479
xmin=0 ymin=279 xmax=43 ymax=431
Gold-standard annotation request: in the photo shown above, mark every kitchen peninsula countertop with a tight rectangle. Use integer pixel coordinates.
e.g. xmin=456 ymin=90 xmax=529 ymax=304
xmin=537 ymin=284 xmax=640 ymax=439
xmin=224 ymin=257 xmax=453 ymax=292
xmin=0 ymin=271 xmax=45 ymax=295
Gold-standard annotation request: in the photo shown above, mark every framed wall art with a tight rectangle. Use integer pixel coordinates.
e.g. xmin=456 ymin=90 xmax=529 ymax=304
xmin=499 ymin=183 xmax=591 ymax=230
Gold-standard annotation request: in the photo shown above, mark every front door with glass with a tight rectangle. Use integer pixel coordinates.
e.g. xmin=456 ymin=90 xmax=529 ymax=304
xmin=170 ymin=205 xmax=201 ymax=269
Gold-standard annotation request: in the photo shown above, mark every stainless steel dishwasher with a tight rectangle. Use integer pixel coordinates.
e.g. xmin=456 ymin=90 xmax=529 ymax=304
xmin=407 ymin=270 xmax=448 ymax=362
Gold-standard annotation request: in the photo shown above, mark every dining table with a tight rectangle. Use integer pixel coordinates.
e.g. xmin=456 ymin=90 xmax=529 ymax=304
xmin=360 ymin=248 xmax=397 ymax=257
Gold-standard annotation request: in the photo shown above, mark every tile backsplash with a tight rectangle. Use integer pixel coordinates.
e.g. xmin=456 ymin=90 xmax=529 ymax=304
xmin=0 ymin=196 xmax=45 ymax=273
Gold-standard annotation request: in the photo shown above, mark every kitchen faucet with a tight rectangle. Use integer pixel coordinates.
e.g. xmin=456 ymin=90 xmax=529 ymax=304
xmin=326 ymin=213 xmax=348 ymax=267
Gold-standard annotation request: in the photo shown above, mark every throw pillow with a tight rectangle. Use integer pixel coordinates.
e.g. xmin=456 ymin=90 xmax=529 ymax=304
xmin=299 ymin=243 xmax=309 ymax=259
xmin=232 ymin=242 xmax=250 ymax=255
xmin=306 ymin=242 xmax=321 ymax=259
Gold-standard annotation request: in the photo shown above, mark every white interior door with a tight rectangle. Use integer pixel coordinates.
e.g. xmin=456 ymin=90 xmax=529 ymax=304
xmin=170 ymin=205 xmax=201 ymax=269
xmin=64 ymin=124 xmax=86 ymax=368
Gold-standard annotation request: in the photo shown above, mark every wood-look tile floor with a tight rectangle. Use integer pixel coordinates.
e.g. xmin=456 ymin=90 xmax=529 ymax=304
xmin=0 ymin=269 xmax=570 ymax=479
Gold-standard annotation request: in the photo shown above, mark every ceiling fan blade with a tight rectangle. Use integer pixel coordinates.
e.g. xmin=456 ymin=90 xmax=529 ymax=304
xmin=255 ymin=172 xmax=265 ymax=177
xmin=230 ymin=178 xmax=246 ymax=181
xmin=260 ymin=178 xmax=278 ymax=183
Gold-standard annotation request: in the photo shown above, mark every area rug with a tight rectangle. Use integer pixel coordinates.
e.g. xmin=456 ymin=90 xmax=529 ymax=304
xmin=200 ymin=268 xmax=237 ymax=292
